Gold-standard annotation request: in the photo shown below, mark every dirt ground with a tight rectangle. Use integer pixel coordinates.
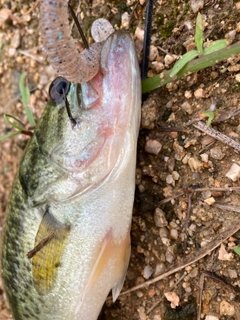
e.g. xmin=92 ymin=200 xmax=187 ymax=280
xmin=0 ymin=0 xmax=240 ymax=319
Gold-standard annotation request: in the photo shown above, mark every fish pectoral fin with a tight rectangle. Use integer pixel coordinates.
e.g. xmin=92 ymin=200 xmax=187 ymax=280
xmin=78 ymin=231 xmax=113 ymax=309
xmin=76 ymin=231 xmax=130 ymax=314
xmin=31 ymin=207 xmax=70 ymax=293
xmin=112 ymin=232 xmax=131 ymax=302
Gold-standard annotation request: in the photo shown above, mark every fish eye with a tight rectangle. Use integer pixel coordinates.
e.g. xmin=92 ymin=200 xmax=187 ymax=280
xmin=49 ymin=77 xmax=71 ymax=102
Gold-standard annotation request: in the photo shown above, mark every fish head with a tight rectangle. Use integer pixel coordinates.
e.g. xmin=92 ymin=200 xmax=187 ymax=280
xmin=21 ymin=30 xmax=141 ymax=204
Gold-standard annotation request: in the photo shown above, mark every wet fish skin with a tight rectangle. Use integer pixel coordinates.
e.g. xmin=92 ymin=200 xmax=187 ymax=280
xmin=2 ymin=30 xmax=141 ymax=320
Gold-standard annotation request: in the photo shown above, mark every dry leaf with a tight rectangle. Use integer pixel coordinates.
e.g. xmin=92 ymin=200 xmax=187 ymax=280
xmin=218 ymin=244 xmax=233 ymax=261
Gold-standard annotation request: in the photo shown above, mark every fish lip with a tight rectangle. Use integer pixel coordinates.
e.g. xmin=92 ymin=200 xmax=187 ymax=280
xmin=100 ymin=30 xmax=134 ymax=74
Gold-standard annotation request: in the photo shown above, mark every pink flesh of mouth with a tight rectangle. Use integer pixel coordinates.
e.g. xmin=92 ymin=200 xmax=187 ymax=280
xmin=72 ymin=33 xmax=133 ymax=170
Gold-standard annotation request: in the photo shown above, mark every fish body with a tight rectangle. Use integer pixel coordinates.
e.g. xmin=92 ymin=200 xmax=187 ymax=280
xmin=2 ymin=31 xmax=141 ymax=320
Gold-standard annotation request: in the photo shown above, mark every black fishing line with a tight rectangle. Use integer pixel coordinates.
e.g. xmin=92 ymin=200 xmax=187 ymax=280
xmin=68 ymin=3 xmax=89 ymax=49
xmin=63 ymin=90 xmax=77 ymax=127
xmin=141 ymin=0 xmax=154 ymax=80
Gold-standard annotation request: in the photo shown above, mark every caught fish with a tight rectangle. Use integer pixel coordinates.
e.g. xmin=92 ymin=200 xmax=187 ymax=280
xmin=2 ymin=2 xmax=141 ymax=320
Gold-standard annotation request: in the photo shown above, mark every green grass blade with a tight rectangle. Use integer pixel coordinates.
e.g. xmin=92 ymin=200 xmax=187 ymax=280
xmin=4 ymin=114 xmax=25 ymax=131
xmin=204 ymin=39 xmax=230 ymax=55
xmin=142 ymin=41 xmax=240 ymax=93
xmin=195 ymin=13 xmax=203 ymax=54
xmin=234 ymin=246 xmax=240 ymax=256
xmin=19 ymin=73 xmax=36 ymax=126
xmin=170 ymin=50 xmax=198 ymax=77
xmin=0 ymin=131 xmax=21 ymax=141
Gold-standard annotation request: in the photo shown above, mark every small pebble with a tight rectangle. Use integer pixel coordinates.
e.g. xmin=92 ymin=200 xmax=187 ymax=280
xmin=210 ymin=71 xmax=219 ymax=79
xmin=166 ymin=158 xmax=175 ymax=173
xmin=228 ymin=64 xmax=240 ymax=72
xmin=182 ymin=154 xmax=189 ymax=164
xmin=8 ymin=47 xmax=16 ymax=57
xmin=149 ymin=45 xmax=158 ymax=61
xmin=159 ymin=227 xmax=169 ymax=238
xmin=204 ymin=197 xmax=215 ymax=206
xmin=188 ymin=157 xmax=203 ymax=172
xmin=236 ymin=22 xmax=240 ymax=32
xmin=172 ymin=171 xmax=180 ymax=181
xmin=154 ymin=208 xmax=168 ymax=228
xmin=166 ymin=82 xmax=178 ymax=92
xmin=145 ymin=139 xmax=162 ymax=155
xmin=186 ymin=42 xmax=196 ymax=51
xmin=202 ymin=190 xmax=212 ymax=199
xmin=228 ymin=269 xmax=238 ymax=278
xmin=200 ymin=153 xmax=209 ymax=162
xmin=189 ymin=267 xmax=198 ymax=278
xmin=10 ymin=29 xmax=20 ymax=49
xmin=137 ymin=246 xmax=144 ymax=254
xmin=184 ymin=20 xmax=193 ymax=30
xmin=169 ymin=221 xmax=178 ymax=229
xmin=135 ymin=168 xmax=142 ymax=185
xmin=148 ymin=288 xmax=156 ymax=297
xmin=236 ymin=2 xmax=240 ymax=10
xmin=164 ymin=54 xmax=178 ymax=66
xmin=205 ymin=316 xmax=219 ymax=320
xmin=16 ymin=56 xmax=24 ymax=64
xmin=162 ymin=237 xmax=171 ymax=246
xmin=165 ymin=251 xmax=175 ymax=263
xmin=138 ymin=184 xmax=145 ymax=193
xmin=225 ymin=163 xmax=240 ymax=181
xmin=190 ymin=0 xmax=204 ymax=13
xmin=184 ymin=90 xmax=192 ymax=99
xmin=121 ymin=12 xmax=130 ymax=29
xmin=173 ymin=141 xmax=185 ymax=160
xmin=151 ymin=61 xmax=164 ymax=73
xmin=154 ymin=263 xmax=166 ymax=276
xmin=235 ymin=73 xmax=240 ymax=82
xmin=143 ymin=265 xmax=153 ymax=279
xmin=169 ymin=229 xmax=178 ymax=240
xmin=0 ymin=8 xmax=11 ymax=25
xmin=141 ymin=98 xmax=158 ymax=129
xmin=210 ymin=147 xmax=224 ymax=160
xmin=163 ymin=185 xmax=173 ymax=198
xmin=219 ymin=300 xmax=235 ymax=316
xmin=136 ymin=290 xmax=144 ymax=298
xmin=194 ymin=88 xmax=204 ymax=98
xmin=226 ymin=30 xmax=236 ymax=40
xmin=135 ymin=26 xmax=144 ymax=42
xmin=137 ymin=307 xmax=147 ymax=320
xmin=164 ymin=291 xmax=180 ymax=308
xmin=181 ymin=101 xmax=193 ymax=114
xmin=166 ymin=174 xmax=174 ymax=185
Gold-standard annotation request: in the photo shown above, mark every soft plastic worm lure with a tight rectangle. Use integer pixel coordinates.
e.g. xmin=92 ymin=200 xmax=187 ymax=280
xmin=40 ymin=0 xmax=114 ymax=83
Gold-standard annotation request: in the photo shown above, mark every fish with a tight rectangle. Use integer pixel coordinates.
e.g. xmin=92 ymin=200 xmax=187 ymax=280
xmin=2 ymin=3 xmax=141 ymax=320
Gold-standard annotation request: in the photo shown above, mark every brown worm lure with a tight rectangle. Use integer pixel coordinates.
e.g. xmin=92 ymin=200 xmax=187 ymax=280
xmin=39 ymin=0 xmax=114 ymax=83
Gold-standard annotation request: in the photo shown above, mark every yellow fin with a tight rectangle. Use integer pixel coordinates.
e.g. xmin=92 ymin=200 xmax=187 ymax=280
xmin=31 ymin=208 xmax=70 ymax=293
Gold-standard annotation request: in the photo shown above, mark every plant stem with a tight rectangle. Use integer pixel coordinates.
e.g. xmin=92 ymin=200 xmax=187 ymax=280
xmin=142 ymin=42 xmax=240 ymax=93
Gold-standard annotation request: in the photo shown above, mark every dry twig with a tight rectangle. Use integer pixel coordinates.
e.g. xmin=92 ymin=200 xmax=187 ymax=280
xmin=197 ymin=270 xmax=240 ymax=320
xmin=120 ymin=221 xmax=240 ymax=296
xmin=193 ymin=121 xmax=240 ymax=152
